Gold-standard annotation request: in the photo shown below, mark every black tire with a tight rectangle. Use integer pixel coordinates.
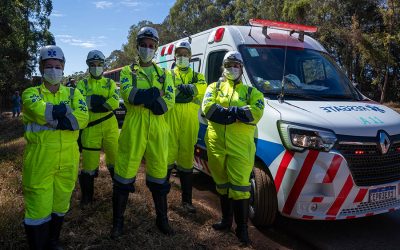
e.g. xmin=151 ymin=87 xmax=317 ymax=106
xmin=249 ymin=161 xmax=277 ymax=226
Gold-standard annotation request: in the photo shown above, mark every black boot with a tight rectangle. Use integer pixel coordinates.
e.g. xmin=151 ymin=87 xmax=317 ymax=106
xmin=48 ymin=213 xmax=64 ymax=250
xmin=179 ymin=170 xmax=196 ymax=213
xmin=233 ymin=199 xmax=251 ymax=245
xmin=108 ymin=166 xmax=115 ymax=179
xmin=152 ymin=192 xmax=174 ymax=235
xmin=212 ymin=195 xmax=233 ymax=231
xmin=79 ymin=172 xmax=94 ymax=208
xmin=24 ymin=221 xmax=50 ymax=250
xmin=111 ymin=186 xmax=129 ymax=239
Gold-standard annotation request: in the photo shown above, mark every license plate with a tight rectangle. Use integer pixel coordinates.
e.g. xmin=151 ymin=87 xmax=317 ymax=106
xmin=369 ymin=186 xmax=396 ymax=202
xmin=115 ymin=111 xmax=125 ymax=115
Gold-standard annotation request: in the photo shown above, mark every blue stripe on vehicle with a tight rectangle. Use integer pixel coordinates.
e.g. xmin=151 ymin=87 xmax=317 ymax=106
xmin=255 ymin=139 xmax=285 ymax=167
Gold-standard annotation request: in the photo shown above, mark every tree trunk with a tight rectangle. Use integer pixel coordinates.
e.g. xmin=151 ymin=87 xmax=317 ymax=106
xmin=380 ymin=67 xmax=389 ymax=103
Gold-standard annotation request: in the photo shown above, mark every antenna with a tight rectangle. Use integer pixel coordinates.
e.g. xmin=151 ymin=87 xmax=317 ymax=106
xmin=183 ymin=30 xmax=192 ymax=44
xmin=278 ymin=32 xmax=289 ymax=103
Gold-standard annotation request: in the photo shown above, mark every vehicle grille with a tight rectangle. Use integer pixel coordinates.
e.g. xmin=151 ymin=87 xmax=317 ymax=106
xmin=340 ymin=199 xmax=400 ymax=216
xmin=336 ymin=142 xmax=400 ymax=186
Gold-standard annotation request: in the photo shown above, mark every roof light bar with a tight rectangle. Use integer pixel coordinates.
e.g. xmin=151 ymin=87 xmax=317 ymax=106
xmin=249 ymin=19 xmax=318 ymax=33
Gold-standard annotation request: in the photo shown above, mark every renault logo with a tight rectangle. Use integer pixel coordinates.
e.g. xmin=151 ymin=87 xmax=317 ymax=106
xmin=378 ymin=131 xmax=391 ymax=154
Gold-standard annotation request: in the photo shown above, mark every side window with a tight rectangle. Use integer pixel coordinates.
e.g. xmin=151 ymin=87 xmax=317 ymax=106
xmin=207 ymin=50 xmax=227 ymax=84
xmin=190 ymin=57 xmax=201 ymax=72
xmin=302 ymin=58 xmax=326 ymax=84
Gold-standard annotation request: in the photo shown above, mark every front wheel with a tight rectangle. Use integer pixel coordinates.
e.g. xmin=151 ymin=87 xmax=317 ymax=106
xmin=249 ymin=162 xmax=277 ymax=226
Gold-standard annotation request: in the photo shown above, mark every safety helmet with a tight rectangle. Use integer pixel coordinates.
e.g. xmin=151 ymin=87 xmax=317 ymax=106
xmin=86 ymin=50 xmax=105 ymax=65
xmin=137 ymin=27 xmax=159 ymax=43
xmin=175 ymin=41 xmax=191 ymax=55
xmin=223 ymin=51 xmax=243 ymax=66
xmin=39 ymin=45 xmax=65 ymax=63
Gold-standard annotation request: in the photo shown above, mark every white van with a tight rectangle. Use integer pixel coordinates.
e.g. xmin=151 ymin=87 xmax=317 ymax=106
xmin=155 ymin=19 xmax=400 ymax=226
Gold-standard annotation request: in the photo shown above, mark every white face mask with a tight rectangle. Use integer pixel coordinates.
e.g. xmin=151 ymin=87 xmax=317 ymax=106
xmin=176 ymin=56 xmax=190 ymax=69
xmin=138 ymin=47 xmax=155 ymax=63
xmin=224 ymin=67 xmax=241 ymax=80
xmin=43 ymin=68 xmax=63 ymax=85
xmin=89 ymin=66 xmax=104 ymax=77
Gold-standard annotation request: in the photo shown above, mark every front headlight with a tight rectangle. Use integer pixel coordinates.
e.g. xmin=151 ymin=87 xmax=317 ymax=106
xmin=278 ymin=121 xmax=337 ymax=152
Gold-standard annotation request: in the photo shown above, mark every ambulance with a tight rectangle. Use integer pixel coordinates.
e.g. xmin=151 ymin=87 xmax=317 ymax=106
xmin=155 ymin=19 xmax=400 ymax=226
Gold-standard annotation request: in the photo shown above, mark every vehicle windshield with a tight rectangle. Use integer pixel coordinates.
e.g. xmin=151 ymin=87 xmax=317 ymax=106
xmin=239 ymin=45 xmax=361 ymax=101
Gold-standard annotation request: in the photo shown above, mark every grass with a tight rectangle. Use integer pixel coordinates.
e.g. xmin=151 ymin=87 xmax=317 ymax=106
xmin=0 ymin=112 xmax=254 ymax=250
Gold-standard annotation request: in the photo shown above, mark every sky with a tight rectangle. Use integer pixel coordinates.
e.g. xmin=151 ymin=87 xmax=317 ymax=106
xmin=48 ymin=0 xmax=175 ymax=76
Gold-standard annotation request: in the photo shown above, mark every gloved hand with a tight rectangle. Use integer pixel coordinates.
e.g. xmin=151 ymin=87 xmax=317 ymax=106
xmin=177 ymin=84 xmax=194 ymax=96
xmin=90 ymin=95 xmax=109 ymax=113
xmin=207 ymin=104 xmax=236 ymax=125
xmin=56 ymin=116 xmax=73 ymax=130
xmin=52 ymin=103 xmax=67 ymax=120
xmin=145 ymin=97 xmax=167 ymax=115
xmin=229 ymin=106 xmax=253 ymax=123
xmin=133 ymin=87 xmax=160 ymax=106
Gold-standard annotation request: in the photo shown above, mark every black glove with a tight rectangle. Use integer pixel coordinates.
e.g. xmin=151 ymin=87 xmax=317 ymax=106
xmin=56 ymin=116 xmax=73 ymax=130
xmin=133 ymin=87 xmax=160 ymax=106
xmin=228 ymin=106 xmax=254 ymax=123
xmin=52 ymin=103 xmax=67 ymax=120
xmin=207 ymin=104 xmax=236 ymax=125
xmin=177 ymin=84 xmax=194 ymax=96
xmin=145 ymin=97 xmax=167 ymax=115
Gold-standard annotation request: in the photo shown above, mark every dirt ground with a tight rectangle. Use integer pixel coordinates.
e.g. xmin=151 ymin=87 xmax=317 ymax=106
xmin=0 ymin=112 xmax=274 ymax=250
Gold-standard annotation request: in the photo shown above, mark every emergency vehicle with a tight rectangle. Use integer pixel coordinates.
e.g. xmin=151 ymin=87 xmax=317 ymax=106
xmin=156 ymin=19 xmax=400 ymax=226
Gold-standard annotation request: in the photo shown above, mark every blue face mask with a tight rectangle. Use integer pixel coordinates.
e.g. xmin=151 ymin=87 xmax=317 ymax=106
xmin=89 ymin=66 xmax=104 ymax=77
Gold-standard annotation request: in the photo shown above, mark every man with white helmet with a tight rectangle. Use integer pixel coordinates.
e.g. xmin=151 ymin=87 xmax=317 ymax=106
xmin=202 ymin=51 xmax=265 ymax=245
xmin=165 ymin=41 xmax=207 ymax=213
xmin=112 ymin=26 xmax=175 ymax=237
xmin=22 ymin=45 xmax=88 ymax=249
xmin=76 ymin=50 xmax=120 ymax=208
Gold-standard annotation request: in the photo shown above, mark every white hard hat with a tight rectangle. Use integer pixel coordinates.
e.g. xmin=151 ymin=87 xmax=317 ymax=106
xmin=39 ymin=45 xmax=65 ymax=63
xmin=223 ymin=51 xmax=243 ymax=66
xmin=86 ymin=50 xmax=105 ymax=65
xmin=137 ymin=27 xmax=159 ymax=43
xmin=175 ymin=41 xmax=191 ymax=54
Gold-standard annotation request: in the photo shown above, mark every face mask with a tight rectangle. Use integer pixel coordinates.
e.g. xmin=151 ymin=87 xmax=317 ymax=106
xmin=138 ymin=47 xmax=155 ymax=63
xmin=176 ymin=56 xmax=190 ymax=69
xmin=89 ymin=66 xmax=104 ymax=77
xmin=43 ymin=68 xmax=63 ymax=85
xmin=224 ymin=67 xmax=241 ymax=80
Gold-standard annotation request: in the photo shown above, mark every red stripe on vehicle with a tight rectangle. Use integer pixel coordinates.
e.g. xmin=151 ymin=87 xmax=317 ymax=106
xmin=282 ymin=150 xmax=319 ymax=215
xmin=353 ymin=188 xmax=368 ymax=203
xmin=326 ymin=175 xmax=354 ymax=216
xmin=302 ymin=215 xmax=314 ymax=219
xmin=312 ymin=197 xmax=323 ymax=203
xmin=326 ymin=217 xmax=336 ymax=220
xmin=274 ymin=151 xmax=295 ymax=192
xmin=322 ymin=155 xmax=343 ymax=183
xmin=346 ymin=216 xmax=356 ymax=219
xmin=366 ymin=212 xmax=374 ymax=216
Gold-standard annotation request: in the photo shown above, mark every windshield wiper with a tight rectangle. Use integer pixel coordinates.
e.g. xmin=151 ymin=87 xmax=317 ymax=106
xmin=319 ymin=94 xmax=357 ymax=100
xmin=276 ymin=92 xmax=328 ymax=101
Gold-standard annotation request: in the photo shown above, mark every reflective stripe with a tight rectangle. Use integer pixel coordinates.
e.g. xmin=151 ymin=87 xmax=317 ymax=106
xmin=146 ymin=174 xmax=166 ymax=184
xmin=128 ymin=88 xmax=138 ymax=104
xmin=86 ymin=96 xmax=92 ymax=109
xmin=241 ymin=105 xmax=254 ymax=122
xmin=24 ymin=215 xmax=51 ymax=226
xmin=176 ymin=165 xmax=193 ymax=173
xmin=230 ymin=184 xmax=251 ymax=192
xmin=45 ymin=103 xmax=54 ymax=123
xmin=25 ymin=122 xmax=56 ymax=133
xmin=52 ymin=212 xmax=65 ymax=217
xmin=205 ymin=103 xmax=218 ymax=120
xmin=189 ymin=84 xmax=198 ymax=97
xmin=216 ymin=182 xmax=230 ymax=189
xmin=65 ymin=113 xmax=79 ymax=130
xmin=81 ymin=169 xmax=98 ymax=176
xmin=104 ymin=102 xmax=112 ymax=111
xmin=114 ymin=173 xmax=136 ymax=184
xmin=155 ymin=97 xmax=168 ymax=113
xmin=66 ymin=105 xmax=73 ymax=114
xmin=69 ymin=87 xmax=74 ymax=101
